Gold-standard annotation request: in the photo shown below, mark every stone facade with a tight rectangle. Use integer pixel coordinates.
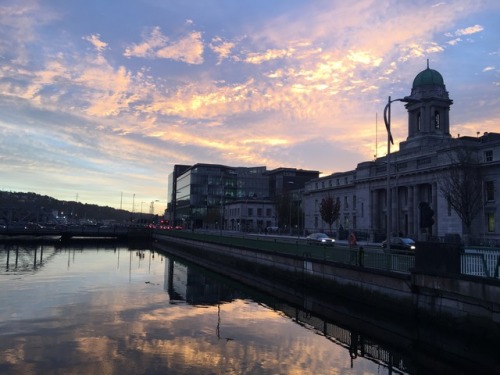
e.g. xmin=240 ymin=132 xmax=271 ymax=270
xmin=224 ymin=199 xmax=277 ymax=232
xmin=303 ymin=66 xmax=500 ymax=244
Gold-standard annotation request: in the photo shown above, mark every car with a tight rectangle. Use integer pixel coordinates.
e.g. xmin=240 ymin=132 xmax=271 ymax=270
xmin=381 ymin=237 xmax=416 ymax=251
xmin=306 ymin=233 xmax=335 ymax=245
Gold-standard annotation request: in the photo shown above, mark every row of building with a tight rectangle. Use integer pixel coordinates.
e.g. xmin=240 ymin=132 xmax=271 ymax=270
xmin=166 ymin=66 xmax=500 ymax=245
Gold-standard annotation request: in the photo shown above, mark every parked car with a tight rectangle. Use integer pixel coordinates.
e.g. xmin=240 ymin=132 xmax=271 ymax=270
xmin=381 ymin=237 xmax=416 ymax=251
xmin=306 ymin=233 xmax=335 ymax=246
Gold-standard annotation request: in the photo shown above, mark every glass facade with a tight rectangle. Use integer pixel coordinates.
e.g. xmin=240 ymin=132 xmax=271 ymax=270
xmin=175 ymin=165 xmax=239 ymax=229
xmin=172 ymin=164 xmax=319 ymax=231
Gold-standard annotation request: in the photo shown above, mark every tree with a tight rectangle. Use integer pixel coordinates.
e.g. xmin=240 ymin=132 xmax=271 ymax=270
xmin=319 ymin=194 xmax=340 ymax=235
xmin=274 ymin=193 xmax=292 ymax=229
xmin=439 ymin=147 xmax=483 ymax=239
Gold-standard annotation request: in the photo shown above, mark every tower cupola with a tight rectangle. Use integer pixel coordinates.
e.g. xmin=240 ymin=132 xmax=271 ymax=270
xmin=400 ymin=61 xmax=453 ymax=149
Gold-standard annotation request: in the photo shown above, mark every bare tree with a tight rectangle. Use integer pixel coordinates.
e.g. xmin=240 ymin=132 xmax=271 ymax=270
xmin=439 ymin=147 xmax=483 ymax=238
xmin=319 ymin=194 xmax=341 ymax=235
xmin=274 ymin=193 xmax=292 ymax=230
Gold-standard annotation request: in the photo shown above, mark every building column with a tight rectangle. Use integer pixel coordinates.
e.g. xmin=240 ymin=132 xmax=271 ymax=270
xmin=408 ymin=186 xmax=415 ymax=237
xmin=432 ymin=182 xmax=438 ymax=237
xmin=391 ymin=186 xmax=398 ymax=236
xmin=413 ymin=185 xmax=420 ymax=239
xmin=370 ymin=189 xmax=377 ymax=239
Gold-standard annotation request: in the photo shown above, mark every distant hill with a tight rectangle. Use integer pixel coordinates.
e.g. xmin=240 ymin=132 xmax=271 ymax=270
xmin=0 ymin=191 xmax=156 ymax=225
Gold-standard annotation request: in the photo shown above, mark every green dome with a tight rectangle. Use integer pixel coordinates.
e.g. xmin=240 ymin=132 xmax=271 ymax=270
xmin=412 ymin=68 xmax=444 ymax=88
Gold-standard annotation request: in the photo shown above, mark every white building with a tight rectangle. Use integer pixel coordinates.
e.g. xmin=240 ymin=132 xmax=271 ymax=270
xmin=224 ymin=199 xmax=277 ymax=233
xmin=303 ymin=65 xmax=500 ymax=245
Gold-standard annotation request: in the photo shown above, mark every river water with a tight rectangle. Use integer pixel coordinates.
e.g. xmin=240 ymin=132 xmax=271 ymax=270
xmin=0 ymin=242 xmax=495 ymax=374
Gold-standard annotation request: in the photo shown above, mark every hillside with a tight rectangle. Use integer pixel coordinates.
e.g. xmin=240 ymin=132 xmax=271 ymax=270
xmin=0 ymin=191 xmax=155 ymax=225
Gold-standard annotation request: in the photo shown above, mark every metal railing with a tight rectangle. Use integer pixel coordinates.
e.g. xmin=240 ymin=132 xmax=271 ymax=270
xmin=155 ymin=229 xmax=417 ymax=274
xmin=461 ymin=248 xmax=500 ymax=279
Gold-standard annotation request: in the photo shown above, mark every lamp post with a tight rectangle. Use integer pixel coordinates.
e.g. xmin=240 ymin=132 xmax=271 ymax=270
xmin=383 ymin=95 xmax=420 ymax=251
xmin=140 ymin=201 xmax=145 ymax=224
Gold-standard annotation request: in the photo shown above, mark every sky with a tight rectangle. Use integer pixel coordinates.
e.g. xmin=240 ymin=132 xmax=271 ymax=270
xmin=0 ymin=0 xmax=499 ymax=215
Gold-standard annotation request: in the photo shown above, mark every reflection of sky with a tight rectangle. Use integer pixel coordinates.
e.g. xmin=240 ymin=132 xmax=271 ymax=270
xmin=0 ymin=246 xmax=383 ymax=374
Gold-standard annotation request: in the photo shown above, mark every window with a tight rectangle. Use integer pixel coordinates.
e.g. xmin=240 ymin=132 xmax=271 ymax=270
xmin=257 ymin=208 xmax=262 ymax=217
xmin=434 ymin=111 xmax=440 ymax=129
xmin=485 ymin=181 xmax=495 ymax=201
xmin=248 ymin=208 xmax=253 ymax=216
xmin=266 ymin=208 xmax=272 ymax=217
xmin=487 ymin=213 xmax=495 ymax=233
xmin=343 ymin=214 xmax=350 ymax=228
xmin=352 ymin=195 xmax=356 ymax=210
xmin=344 ymin=196 xmax=348 ymax=209
xmin=417 ymin=113 xmax=421 ymax=131
xmin=485 ymin=150 xmax=493 ymax=162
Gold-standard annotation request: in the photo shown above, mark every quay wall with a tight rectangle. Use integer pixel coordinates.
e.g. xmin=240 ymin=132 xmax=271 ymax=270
xmin=153 ymin=232 xmax=500 ymax=340
xmin=154 ymin=234 xmax=414 ymax=312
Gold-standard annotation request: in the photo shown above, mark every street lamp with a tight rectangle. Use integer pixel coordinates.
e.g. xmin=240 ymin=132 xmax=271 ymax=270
xmin=383 ymin=95 xmax=420 ymax=251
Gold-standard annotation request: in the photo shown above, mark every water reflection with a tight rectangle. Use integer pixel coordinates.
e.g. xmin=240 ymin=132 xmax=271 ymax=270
xmin=0 ymin=242 xmax=496 ymax=374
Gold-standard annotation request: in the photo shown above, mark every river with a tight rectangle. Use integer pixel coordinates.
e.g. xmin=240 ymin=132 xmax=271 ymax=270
xmin=0 ymin=241 xmax=495 ymax=374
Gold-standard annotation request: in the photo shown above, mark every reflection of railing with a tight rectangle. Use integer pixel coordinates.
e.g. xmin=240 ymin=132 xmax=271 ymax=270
xmin=0 ymin=244 xmax=59 ymax=274
xmin=461 ymin=249 xmax=500 ymax=278
xmin=276 ymin=301 xmax=413 ymax=374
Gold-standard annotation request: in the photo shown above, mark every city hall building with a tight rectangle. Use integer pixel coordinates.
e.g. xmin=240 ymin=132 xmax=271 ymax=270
xmin=166 ymin=66 xmax=499 ymax=244
xmin=303 ymin=65 xmax=500 ymax=244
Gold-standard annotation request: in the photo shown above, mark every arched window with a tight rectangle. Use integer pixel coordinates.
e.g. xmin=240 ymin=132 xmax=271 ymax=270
xmin=434 ymin=111 xmax=440 ymax=129
xmin=417 ymin=113 xmax=421 ymax=131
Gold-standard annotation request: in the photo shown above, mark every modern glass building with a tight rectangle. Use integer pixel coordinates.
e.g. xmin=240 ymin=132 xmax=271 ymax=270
xmin=168 ymin=163 xmax=319 ymax=230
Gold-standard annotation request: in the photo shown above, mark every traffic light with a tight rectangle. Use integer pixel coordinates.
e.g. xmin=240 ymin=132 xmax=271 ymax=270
xmin=419 ymin=202 xmax=435 ymax=228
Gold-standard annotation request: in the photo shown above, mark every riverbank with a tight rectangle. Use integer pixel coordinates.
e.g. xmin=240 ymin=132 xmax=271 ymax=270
xmin=153 ymin=230 xmax=500 ymax=343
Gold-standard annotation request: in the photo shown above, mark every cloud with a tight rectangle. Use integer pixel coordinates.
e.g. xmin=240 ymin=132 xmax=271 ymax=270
xmin=124 ymin=26 xmax=204 ymax=64
xmin=123 ymin=26 xmax=169 ymax=58
xmin=156 ymin=31 xmax=204 ymax=64
xmin=209 ymin=37 xmax=236 ymax=64
xmin=447 ymin=38 xmax=462 ymax=46
xmin=454 ymin=24 xmax=484 ymax=36
xmin=83 ymin=34 xmax=108 ymax=53
xmin=244 ymin=48 xmax=292 ymax=64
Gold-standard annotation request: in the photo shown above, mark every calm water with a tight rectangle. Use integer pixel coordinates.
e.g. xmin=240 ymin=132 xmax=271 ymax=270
xmin=0 ymin=242 xmax=492 ymax=374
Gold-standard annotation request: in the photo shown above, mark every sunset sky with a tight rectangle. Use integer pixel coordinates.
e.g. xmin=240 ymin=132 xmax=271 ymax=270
xmin=1 ymin=0 xmax=499 ymax=214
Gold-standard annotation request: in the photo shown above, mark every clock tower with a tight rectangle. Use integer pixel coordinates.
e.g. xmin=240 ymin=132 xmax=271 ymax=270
xmin=400 ymin=61 xmax=453 ymax=150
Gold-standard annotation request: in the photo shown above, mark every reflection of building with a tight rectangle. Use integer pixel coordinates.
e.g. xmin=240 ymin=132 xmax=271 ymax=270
xmin=164 ymin=257 xmax=241 ymax=305
xmin=167 ymin=163 xmax=319 ymax=230
xmin=303 ymin=65 xmax=500 ymax=243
